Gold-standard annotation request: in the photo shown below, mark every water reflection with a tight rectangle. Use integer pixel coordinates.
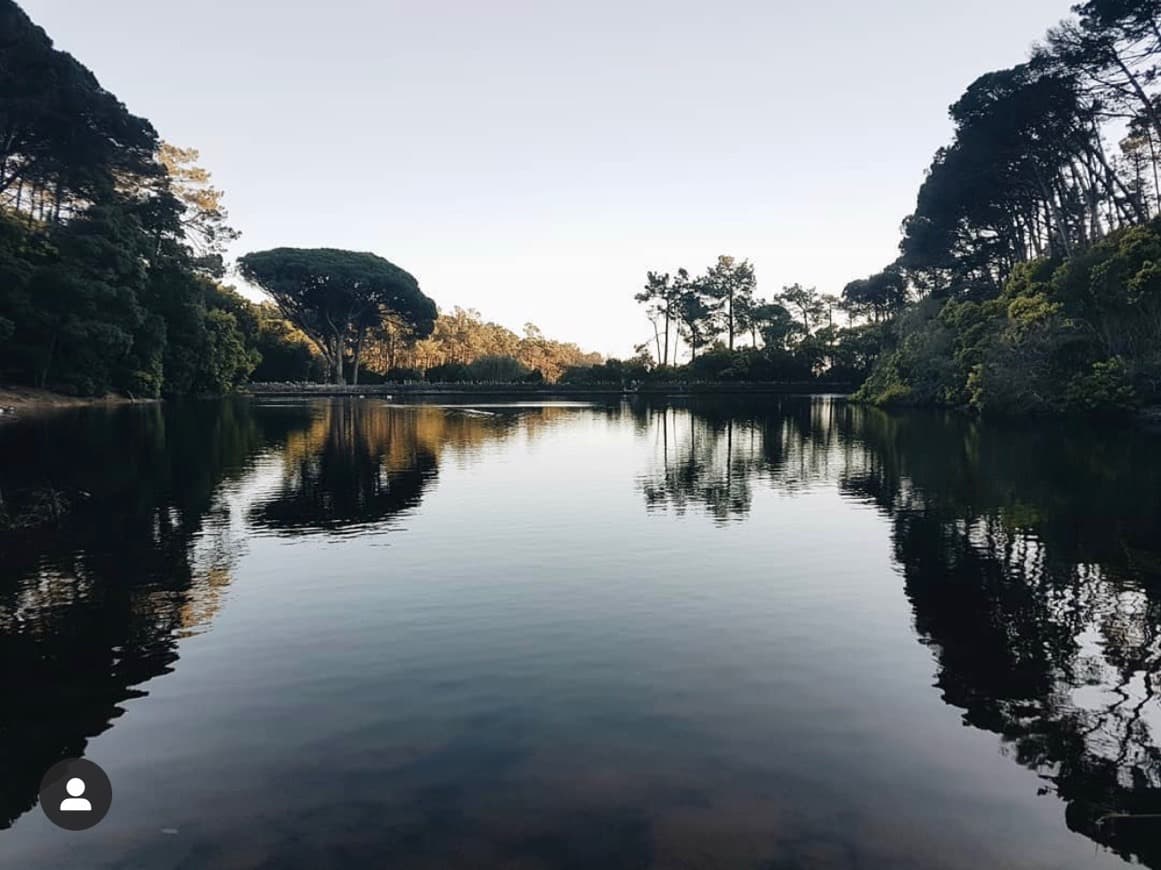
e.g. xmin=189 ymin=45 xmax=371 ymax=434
xmin=842 ymin=408 xmax=1161 ymax=866
xmin=641 ymin=398 xmax=1161 ymax=864
xmin=249 ymin=404 xmax=439 ymax=536
xmin=637 ymin=399 xmax=851 ymax=521
xmin=248 ymin=403 xmax=580 ymax=536
xmin=0 ymin=400 xmax=585 ymax=831
xmin=0 ymin=397 xmax=1158 ymax=866
xmin=0 ymin=400 xmax=295 ymax=829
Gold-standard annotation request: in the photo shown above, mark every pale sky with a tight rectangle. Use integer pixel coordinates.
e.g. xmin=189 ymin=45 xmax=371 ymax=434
xmin=23 ymin=0 xmax=1071 ymax=358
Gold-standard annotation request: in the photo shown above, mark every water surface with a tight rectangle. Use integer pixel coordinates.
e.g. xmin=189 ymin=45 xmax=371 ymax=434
xmin=1 ymin=397 xmax=1159 ymax=869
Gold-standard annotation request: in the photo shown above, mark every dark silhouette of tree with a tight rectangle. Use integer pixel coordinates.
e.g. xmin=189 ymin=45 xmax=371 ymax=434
xmin=701 ymin=256 xmax=757 ymax=351
xmin=0 ymin=0 xmax=160 ymax=221
xmin=636 ymin=271 xmax=678 ymax=367
xmin=238 ymin=248 xmax=437 ymax=385
xmin=673 ymin=269 xmax=714 ymax=361
xmin=842 ymin=264 xmax=909 ymax=322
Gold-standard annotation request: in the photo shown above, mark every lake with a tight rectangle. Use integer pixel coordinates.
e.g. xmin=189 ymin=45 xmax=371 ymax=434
xmin=1 ymin=396 xmax=1159 ymax=869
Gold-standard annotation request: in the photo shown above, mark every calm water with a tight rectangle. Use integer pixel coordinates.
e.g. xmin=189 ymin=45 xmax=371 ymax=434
xmin=1 ymin=397 xmax=1159 ymax=869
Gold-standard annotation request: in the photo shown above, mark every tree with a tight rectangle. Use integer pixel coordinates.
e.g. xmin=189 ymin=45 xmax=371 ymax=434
xmin=250 ymin=304 xmax=326 ymax=382
xmin=238 ymin=248 xmax=437 ymax=384
xmin=779 ymin=284 xmax=823 ymax=337
xmin=674 ymin=268 xmax=715 ymax=361
xmin=700 ymin=255 xmax=756 ymax=350
xmin=843 ymin=265 xmax=909 ymax=321
xmin=1044 ymin=3 xmax=1161 ymax=145
xmin=751 ymin=300 xmax=799 ymax=350
xmin=155 ymin=143 xmax=240 ymax=277
xmin=636 ymin=271 xmax=676 ymax=366
xmin=0 ymin=0 xmax=161 ymax=221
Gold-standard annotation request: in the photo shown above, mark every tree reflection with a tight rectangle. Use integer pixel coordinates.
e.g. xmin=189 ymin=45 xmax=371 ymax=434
xmin=0 ymin=400 xmax=307 ymax=829
xmin=248 ymin=404 xmax=438 ymax=534
xmin=640 ymin=398 xmax=1161 ymax=864
xmin=840 ymin=408 xmax=1161 ymax=866
xmin=248 ymin=403 xmax=573 ymax=535
xmin=638 ymin=397 xmax=849 ymax=521
xmin=0 ymin=399 xmax=570 ymax=830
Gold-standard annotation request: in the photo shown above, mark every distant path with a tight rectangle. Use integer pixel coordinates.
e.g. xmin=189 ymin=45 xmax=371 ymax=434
xmin=245 ymin=382 xmax=853 ymax=397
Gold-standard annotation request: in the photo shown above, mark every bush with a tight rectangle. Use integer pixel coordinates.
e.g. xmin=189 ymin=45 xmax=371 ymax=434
xmin=855 ymin=222 xmax=1161 ymax=415
xmin=385 ymin=367 xmax=424 ymax=382
xmin=464 ymin=355 xmax=529 ymax=382
xmin=425 ymin=362 xmax=471 ymax=382
xmin=1064 ymin=357 xmax=1138 ymax=413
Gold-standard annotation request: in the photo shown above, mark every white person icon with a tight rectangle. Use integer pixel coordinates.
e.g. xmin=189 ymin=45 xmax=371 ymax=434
xmin=38 ymin=758 xmax=113 ymax=831
xmin=59 ymin=777 xmax=93 ymax=813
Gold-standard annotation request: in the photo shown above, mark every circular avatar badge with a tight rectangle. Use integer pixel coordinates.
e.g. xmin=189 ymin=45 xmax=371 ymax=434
xmin=38 ymin=758 xmax=113 ymax=831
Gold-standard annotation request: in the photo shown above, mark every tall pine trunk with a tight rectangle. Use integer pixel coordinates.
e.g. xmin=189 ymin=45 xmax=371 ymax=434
xmin=663 ymin=304 xmax=670 ymax=367
xmin=727 ymin=290 xmax=735 ymax=351
xmin=351 ymin=324 xmax=366 ymax=385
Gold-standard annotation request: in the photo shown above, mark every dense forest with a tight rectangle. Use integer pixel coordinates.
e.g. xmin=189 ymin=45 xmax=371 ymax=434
xmin=0 ymin=1 xmax=600 ymax=395
xmin=5 ymin=0 xmax=1161 ymax=407
xmin=619 ymin=0 xmax=1161 ymax=412
xmin=0 ymin=0 xmax=266 ymax=397
xmin=851 ymin=0 xmax=1161 ymax=413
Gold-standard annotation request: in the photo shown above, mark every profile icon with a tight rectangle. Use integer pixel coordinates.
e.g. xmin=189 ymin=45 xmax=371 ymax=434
xmin=38 ymin=758 xmax=112 ymax=830
xmin=59 ymin=777 xmax=93 ymax=813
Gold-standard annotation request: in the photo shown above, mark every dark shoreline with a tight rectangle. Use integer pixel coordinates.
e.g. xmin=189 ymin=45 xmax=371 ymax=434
xmin=244 ymin=381 xmax=854 ymax=398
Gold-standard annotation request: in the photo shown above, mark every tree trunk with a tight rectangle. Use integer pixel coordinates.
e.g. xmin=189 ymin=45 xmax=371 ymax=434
xmin=351 ymin=323 xmax=366 ymax=385
xmin=332 ymin=331 xmax=344 ymax=384
xmin=1085 ymin=138 xmax=1146 ymax=224
xmin=1111 ymin=51 xmax=1161 ymax=146
xmin=727 ymin=291 xmax=735 ymax=351
xmin=662 ymin=305 xmax=670 ymax=367
xmin=1147 ymin=127 xmax=1161 ymax=215
xmin=1034 ymin=165 xmax=1073 ymax=258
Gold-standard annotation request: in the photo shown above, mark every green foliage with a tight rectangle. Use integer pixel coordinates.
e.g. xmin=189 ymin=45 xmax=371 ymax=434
xmin=856 ymin=0 xmax=1161 ymax=416
xmin=1064 ymin=357 xmax=1139 ymax=413
xmin=560 ymin=357 xmax=651 ymax=385
xmin=237 ymin=247 xmax=437 ymax=385
xmin=0 ymin=0 xmax=161 ymax=211
xmin=634 ymin=256 xmax=887 ymax=383
xmin=464 ymin=355 xmax=530 ymax=382
xmin=425 ymin=362 xmax=472 ymax=382
xmin=0 ymin=2 xmax=272 ymax=399
xmin=861 ymin=220 xmax=1161 ymax=414
xmin=195 ymin=309 xmax=260 ymax=394
xmin=248 ymin=304 xmax=326 ymax=382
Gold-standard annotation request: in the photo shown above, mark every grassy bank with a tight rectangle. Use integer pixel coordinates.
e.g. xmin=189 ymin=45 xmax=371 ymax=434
xmin=0 ymin=386 xmax=159 ymax=413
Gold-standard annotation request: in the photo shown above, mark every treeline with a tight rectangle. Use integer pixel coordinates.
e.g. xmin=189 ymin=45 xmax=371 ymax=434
xmin=0 ymin=1 xmax=605 ymax=394
xmin=850 ymin=0 xmax=1161 ymax=413
xmin=0 ymin=1 xmax=277 ymax=396
xmin=619 ymin=1 xmax=1161 ymax=412
xmin=622 ymin=255 xmax=883 ymax=386
xmin=351 ymin=307 xmax=603 ymax=384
